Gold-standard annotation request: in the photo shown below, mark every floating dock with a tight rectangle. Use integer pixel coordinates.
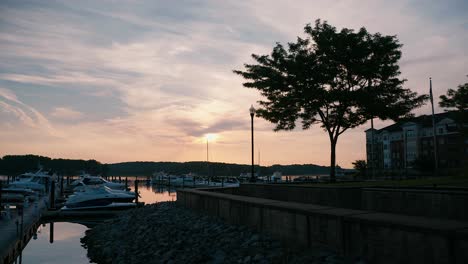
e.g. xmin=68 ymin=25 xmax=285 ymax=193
xmin=0 ymin=198 xmax=47 ymax=264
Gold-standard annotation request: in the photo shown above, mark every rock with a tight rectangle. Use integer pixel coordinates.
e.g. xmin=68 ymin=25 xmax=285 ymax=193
xmin=81 ymin=202 xmax=350 ymax=264
xmin=211 ymin=250 xmax=226 ymax=264
xmin=254 ymin=254 xmax=263 ymax=262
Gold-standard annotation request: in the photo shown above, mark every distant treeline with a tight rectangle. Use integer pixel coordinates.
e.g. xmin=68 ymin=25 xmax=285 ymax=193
xmin=108 ymin=161 xmax=332 ymax=176
xmin=0 ymin=154 xmax=335 ymax=177
xmin=0 ymin=155 xmax=108 ymax=176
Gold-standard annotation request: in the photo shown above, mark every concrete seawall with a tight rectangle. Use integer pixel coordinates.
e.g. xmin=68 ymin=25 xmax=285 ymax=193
xmin=177 ymin=187 xmax=468 ymax=264
xmin=215 ymin=184 xmax=468 ymax=221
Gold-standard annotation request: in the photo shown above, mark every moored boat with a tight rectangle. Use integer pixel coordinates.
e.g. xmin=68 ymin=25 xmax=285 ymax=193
xmin=65 ymin=186 xmax=135 ymax=209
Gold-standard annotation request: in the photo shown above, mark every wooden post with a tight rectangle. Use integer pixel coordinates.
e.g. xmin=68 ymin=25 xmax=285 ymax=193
xmin=49 ymin=222 xmax=54 ymax=244
xmin=60 ymin=177 xmax=64 ymax=197
xmin=50 ymin=180 xmax=56 ymax=210
xmin=18 ymin=205 xmax=24 ymax=239
xmin=45 ymin=177 xmax=50 ymax=194
xmin=0 ymin=181 xmax=3 ymax=211
xmin=134 ymin=180 xmax=139 ymax=204
xmin=119 ymin=176 xmax=122 ymax=183
xmin=125 ymin=177 xmax=128 ymax=190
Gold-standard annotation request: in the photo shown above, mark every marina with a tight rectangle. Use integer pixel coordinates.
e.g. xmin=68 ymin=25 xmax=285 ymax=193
xmin=0 ymin=174 xmax=177 ymax=264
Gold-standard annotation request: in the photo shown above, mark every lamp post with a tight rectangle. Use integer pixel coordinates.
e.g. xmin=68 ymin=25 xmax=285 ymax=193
xmin=249 ymin=105 xmax=256 ymax=182
xmin=206 ymin=136 xmax=210 ymax=180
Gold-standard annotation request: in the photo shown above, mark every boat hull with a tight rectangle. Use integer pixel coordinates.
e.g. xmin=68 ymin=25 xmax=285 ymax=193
xmin=65 ymin=197 xmax=134 ymax=208
xmin=61 ymin=202 xmax=136 ymax=211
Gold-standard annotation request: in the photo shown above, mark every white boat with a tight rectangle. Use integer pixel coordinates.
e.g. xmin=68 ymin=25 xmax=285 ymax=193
xmin=271 ymin=171 xmax=282 ymax=182
xmin=61 ymin=202 xmax=136 ymax=211
xmin=205 ymin=177 xmax=240 ymax=187
xmin=72 ymin=175 xmax=126 ymax=191
xmin=65 ymin=186 xmax=135 ymax=209
xmin=8 ymin=169 xmax=56 ymax=193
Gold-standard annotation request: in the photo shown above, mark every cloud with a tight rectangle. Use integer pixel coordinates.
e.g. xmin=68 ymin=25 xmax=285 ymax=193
xmin=0 ymin=0 xmax=467 ymax=166
xmin=0 ymin=87 xmax=62 ymax=137
xmin=0 ymin=88 xmax=19 ymax=102
xmin=50 ymin=107 xmax=84 ymax=120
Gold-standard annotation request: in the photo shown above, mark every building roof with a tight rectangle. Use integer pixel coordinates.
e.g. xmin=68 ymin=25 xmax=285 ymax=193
xmin=374 ymin=111 xmax=458 ymax=134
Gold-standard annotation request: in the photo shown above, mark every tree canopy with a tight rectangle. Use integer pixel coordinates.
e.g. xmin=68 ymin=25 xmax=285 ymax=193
xmin=0 ymin=155 xmax=106 ymax=176
xmin=439 ymin=77 xmax=468 ymax=133
xmin=234 ymin=20 xmax=427 ymax=181
xmin=352 ymin=160 xmax=367 ymax=178
xmin=439 ymin=78 xmax=468 ymax=112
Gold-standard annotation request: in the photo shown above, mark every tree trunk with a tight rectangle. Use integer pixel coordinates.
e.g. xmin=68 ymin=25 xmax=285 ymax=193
xmin=330 ymin=140 xmax=337 ymax=183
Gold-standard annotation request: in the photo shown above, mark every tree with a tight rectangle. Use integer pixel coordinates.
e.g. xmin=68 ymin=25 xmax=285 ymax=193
xmin=439 ymin=78 xmax=468 ymax=134
xmin=352 ymin=160 xmax=367 ymax=178
xmin=234 ymin=20 xmax=427 ymax=182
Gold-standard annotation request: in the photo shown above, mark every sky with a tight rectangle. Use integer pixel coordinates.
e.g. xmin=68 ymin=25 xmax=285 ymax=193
xmin=0 ymin=0 xmax=467 ymax=167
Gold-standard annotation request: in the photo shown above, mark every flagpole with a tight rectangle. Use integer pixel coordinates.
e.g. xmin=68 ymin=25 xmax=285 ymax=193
xmin=430 ymin=77 xmax=438 ymax=176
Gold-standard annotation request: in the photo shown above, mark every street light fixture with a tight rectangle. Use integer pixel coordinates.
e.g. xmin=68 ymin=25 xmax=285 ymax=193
xmin=249 ymin=105 xmax=256 ymax=182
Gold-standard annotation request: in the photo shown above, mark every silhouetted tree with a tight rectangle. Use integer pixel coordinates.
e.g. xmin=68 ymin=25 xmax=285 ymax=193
xmin=439 ymin=77 xmax=468 ymax=134
xmin=352 ymin=160 xmax=367 ymax=178
xmin=234 ymin=20 xmax=427 ymax=182
xmin=0 ymin=155 xmax=106 ymax=176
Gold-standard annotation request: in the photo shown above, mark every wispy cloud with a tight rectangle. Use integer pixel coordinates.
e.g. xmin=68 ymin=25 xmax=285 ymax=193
xmin=0 ymin=0 xmax=467 ymax=166
xmin=0 ymin=87 xmax=62 ymax=137
xmin=50 ymin=107 xmax=84 ymax=120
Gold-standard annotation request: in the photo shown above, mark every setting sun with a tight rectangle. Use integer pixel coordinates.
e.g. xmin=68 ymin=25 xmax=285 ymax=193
xmin=204 ymin=133 xmax=218 ymax=142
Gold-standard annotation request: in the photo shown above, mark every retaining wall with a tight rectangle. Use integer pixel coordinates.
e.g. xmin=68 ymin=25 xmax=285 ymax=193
xmin=178 ymin=188 xmax=468 ymax=264
xmin=216 ymin=184 xmax=468 ymax=221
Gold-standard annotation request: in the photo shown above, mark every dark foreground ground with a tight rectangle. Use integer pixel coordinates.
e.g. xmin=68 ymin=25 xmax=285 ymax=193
xmin=81 ymin=202 xmax=357 ymax=264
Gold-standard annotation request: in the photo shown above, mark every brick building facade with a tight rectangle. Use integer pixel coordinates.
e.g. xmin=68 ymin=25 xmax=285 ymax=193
xmin=365 ymin=111 xmax=467 ymax=176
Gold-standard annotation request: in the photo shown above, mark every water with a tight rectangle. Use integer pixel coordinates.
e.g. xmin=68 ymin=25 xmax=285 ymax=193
xmin=19 ymin=222 xmax=89 ymax=264
xmin=13 ymin=178 xmax=176 ymax=264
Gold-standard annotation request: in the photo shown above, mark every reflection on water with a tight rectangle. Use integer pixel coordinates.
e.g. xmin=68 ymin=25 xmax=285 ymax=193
xmin=131 ymin=180 xmax=177 ymax=204
xmin=15 ymin=179 xmax=176 ymax=264
xmin=18 ymin=222 xmax=89 ymax=264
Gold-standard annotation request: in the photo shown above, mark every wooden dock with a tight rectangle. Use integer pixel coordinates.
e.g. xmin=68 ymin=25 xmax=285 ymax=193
xmin=0 ymin=198 xmax=47 ymax=264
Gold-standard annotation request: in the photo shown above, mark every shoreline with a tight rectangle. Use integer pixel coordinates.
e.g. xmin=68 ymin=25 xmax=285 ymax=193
xmin=81 ymin=202 xmax=348 ymax=264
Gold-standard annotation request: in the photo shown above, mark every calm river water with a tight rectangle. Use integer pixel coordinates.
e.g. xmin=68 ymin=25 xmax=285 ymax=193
xmin=14 ymin=178 xmax=176 ymax=264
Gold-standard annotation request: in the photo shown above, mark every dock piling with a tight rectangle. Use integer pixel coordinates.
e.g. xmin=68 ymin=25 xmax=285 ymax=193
xmin=60 ymin=177 xmax=64 ymax=197
xmin=134 ymin=180 xmax=139 ymax=204
xmin=18 ymin=205 xmax=24 ymax=240
xmin=125 ymin=177 xmax=128 ymax=190
xmin=49 ymin=222 xmax=54 ymax=244
xmin=50 ymin=180 xmax=56 ymax=210
xmin=45 ymin=177 xmax=50 ymax=194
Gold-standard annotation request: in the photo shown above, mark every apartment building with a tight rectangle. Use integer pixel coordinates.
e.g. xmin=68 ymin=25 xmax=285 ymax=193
xmin=365 ymin=111 xmax=467 ymax=175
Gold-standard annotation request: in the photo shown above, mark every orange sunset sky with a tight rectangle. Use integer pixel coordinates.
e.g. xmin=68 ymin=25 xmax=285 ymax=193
xmin=1 ymin=0 xmax=467 ymax=167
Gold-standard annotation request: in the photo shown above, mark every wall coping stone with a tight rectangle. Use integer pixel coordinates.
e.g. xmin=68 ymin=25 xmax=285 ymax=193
xmin=178 ymin=188 xmax=468 ymax=236
xmin=347 ymin=212 xmax=468 ymax=235
xmin=363 ymin=187 xmax=468 ymax=195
